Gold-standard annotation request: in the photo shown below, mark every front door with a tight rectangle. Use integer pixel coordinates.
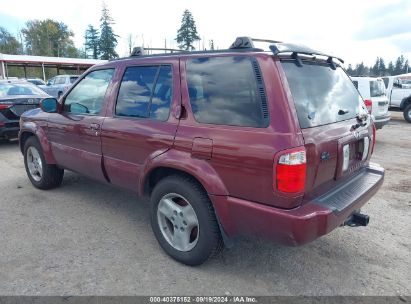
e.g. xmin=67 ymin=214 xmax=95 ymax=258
xmin=101 ymin=59 xmax=180 ymax=191
xmin=47 ymin=68 xmax=115 ymax=182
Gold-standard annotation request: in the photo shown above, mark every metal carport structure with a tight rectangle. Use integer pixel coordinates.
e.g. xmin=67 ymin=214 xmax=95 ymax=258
xmin=0 ymin=54 xmax=106 ymax=81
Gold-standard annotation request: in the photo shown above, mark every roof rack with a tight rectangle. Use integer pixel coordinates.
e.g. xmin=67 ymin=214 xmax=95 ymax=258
xmin=229 ymin=36 xmax=344 ymax=64
xmin=131 ymin=47 xmax=189 ymax=57
xmin=124 ymin=37 xmax=344 ymax=66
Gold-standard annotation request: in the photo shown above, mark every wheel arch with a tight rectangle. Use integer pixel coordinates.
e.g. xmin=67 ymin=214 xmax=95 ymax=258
xmin=19 ymin=126 xmax=56 ymax=164
xmin=400 ymin=95 xmax=411 ymax=110
xmin=142 ymin=159 xmax=233 ymax=247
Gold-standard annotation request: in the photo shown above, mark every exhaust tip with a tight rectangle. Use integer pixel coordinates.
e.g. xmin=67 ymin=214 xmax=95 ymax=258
xmin=344 ymin=212 xmax=370 ymax=227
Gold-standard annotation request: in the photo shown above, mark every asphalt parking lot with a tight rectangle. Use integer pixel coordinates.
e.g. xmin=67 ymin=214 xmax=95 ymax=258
xmin=0 ymin=112 xmax=410 ymax=296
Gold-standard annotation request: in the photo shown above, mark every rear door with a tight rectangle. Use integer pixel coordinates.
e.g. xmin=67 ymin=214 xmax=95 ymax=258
xmin=101 ymin=59 xmax=180 ymax=191
xmin=281 ymin=61 xmax=372 ymax=200
xmin=370 ymin=79 xmax=389 ymax=117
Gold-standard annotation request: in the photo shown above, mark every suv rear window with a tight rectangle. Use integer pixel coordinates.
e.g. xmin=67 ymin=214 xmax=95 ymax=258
xmin=186 ymin=56 xmax=268 ymax=128
xmin=281 ymin=61 xmax=363 ymax=128
xmin=370 ymin=80 xmax=385 ymax=97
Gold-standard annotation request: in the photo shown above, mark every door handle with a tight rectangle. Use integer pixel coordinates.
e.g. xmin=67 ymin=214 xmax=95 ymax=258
xmin=90 ymin=123 xmax=100 ymax=130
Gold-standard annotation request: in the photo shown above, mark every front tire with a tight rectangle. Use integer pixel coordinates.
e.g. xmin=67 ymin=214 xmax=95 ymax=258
xmin=150 ymin=175 xmax=223 ymax=266
xmin=24 ymin=137 xmax=64 ymax=190
xmin=403 ymin=103 xmax=411 ymax=123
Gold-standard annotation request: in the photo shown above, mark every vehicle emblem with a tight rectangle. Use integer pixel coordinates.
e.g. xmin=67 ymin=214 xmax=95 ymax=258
xmin=27 ymin=99 xmax=34 ymax=104
xmin=354 ymin=131 xmax=360 ymax=139
xmin=320 ymin=151 xmax=330 ymax=161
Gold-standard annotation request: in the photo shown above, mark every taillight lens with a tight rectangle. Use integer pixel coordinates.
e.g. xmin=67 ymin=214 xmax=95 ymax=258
xmin=275 ymin=148 xmax=306 ymax=193
xmin=371 ymin=123 xmax=376 ymax=154
xmin=364 ymin=99 xmax=372 ymax=113
xmin=0 ymin=103 xmax=12 ymax=110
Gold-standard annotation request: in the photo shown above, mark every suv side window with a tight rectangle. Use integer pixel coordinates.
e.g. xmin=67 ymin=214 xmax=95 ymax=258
xmin=116 ymin=65 xmax=172 ymax=120
xmin=55 ymin=77 xmax=66 ymax=85
xmin=47 ymin=77 xmax=55 ymax=85
xmin=64 ymin=69 xmax=114 ymax=115
xmin=186 ymin=56 xmax=268 ymax=128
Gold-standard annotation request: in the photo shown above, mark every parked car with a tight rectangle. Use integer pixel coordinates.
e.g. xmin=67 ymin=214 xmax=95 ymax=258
xmin=381 ymin=75 xmax=411 ymax=122
xmin=19 ymin=37 xmax=384 ymax=266
xmin=26 ymin=78 xmax=46 ymax=86
xmin=0 ymin=80 xmax=49 ymax=140
xmin=38 ymin=75 xmax=79 ymax=99
xmin=351 ymin=77 xmax=390 ymax=129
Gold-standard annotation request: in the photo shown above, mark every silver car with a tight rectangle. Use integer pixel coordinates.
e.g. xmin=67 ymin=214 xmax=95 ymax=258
xmin=39 ymin=75 xmax=79 ymax=99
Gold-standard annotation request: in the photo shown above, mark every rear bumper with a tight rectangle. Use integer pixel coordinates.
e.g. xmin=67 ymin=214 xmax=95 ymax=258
xmin=211 ymin=164 xmax=384 ymax=246
xmin=373 ymin=113 xmax=391 ymax=129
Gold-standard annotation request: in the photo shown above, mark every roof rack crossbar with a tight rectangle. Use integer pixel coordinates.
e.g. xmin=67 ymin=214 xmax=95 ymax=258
xmin=229 ymin=37 xmax=282 ymax=49
xmin=130 ymin=47 xmax=189 ymax=57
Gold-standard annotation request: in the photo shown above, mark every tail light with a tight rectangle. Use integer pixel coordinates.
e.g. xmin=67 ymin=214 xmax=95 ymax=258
xmin=0 ymin=103 xmax=12 ymax=110
xmin=275 ymin=147 xmax=306 ymax=193
xmin=364 ymin=99 xmax=372 ymax=113
xmin=371 ymin=123 xmax=376 ymax=154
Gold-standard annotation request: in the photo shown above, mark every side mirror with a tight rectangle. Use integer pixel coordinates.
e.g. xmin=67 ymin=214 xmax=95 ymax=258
xmin=40 ymin=98 xmax=58 ymax=113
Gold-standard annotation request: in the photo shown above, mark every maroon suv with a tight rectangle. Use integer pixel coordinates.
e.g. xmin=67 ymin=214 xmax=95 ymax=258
xmin=19 ymin=37 xmax=384 ymax=265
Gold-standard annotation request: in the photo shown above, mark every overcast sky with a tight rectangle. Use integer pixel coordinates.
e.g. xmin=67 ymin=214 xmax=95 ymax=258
xmin=1 ymin=0 xmax=410 ymax=66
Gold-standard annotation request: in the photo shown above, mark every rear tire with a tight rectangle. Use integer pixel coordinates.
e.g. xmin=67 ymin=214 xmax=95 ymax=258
xmin=24 ymin=137 xmax=64 ymax=190
xmin=150 ymin=175 xmax=224 ymax=266
xmin=403 ymin=104 xmax=411 ymax=123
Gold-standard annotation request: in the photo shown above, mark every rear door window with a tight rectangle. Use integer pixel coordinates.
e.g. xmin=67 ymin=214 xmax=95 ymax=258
xmin=55 ymin=77 xmax=66 ymax=85
xmin=186 ymin=56 xmax=268 ymax=128
xmin=281 ymin=61 xmax=364 ymax=128
xmin=115 ymin=65 xmax=172 ymax=121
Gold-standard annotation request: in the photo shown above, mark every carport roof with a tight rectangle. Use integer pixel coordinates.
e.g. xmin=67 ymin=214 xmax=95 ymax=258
xmin=0 ymin=53 xmax=106 ymax=66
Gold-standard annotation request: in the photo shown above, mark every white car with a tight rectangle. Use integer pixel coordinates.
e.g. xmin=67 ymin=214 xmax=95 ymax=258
xmin=382 ymin=74 xmax=411 ymax=123
xmin=351 ymin=77 xmax=390 ymax=129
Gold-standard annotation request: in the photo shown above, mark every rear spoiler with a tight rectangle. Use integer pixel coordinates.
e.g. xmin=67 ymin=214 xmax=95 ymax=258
xmin=230 ymin=37 xmax=344 ymax=67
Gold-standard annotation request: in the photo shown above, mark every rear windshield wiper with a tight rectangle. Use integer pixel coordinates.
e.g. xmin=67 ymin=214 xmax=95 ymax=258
xmin=338 ymin=109 xmax=349 ymax=115
xmin=352 ymin=113 xmax=369 ymax=130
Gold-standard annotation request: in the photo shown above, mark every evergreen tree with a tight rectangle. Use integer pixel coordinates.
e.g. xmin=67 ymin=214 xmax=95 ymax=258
xmin=346 ymin=64 xmax=354 ymax=76
xmin=176 ymin=9 xmax=200 ymax=50
xmin=99 ymin=3 xmax=118 ymax=60
xmin=371 ymin=57 xmax=380 ymax=76
xmin=403 ymin=59 xmax=409 ymax=74
xmin=355 ymin=62 xmax=366 ymax=76
xmin=85 ymin=25 xmax=100 ymax=59
xmin=378 ymin=58 xmax=386 ymax=76
xmin=387 ymin=61 xmax=395 ymax=75
xmin=394 ymin=55 xmax=405 ymax=75
xmin=209 ymin=39 xmax=214 ymax=50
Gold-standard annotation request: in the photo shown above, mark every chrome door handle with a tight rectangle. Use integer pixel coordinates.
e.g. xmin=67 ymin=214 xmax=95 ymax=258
xmin=90 ymin=123 xmax=100 ymax=130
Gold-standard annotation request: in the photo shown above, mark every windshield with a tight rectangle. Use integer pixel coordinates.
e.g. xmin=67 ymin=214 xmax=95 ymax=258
xmin=0 ymin=82 xmax=46 ymax=97
xmin=370 ymin=80 xmax=386 ymax=97
xmin=281 ymin=61 xmax=365 ymax=129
